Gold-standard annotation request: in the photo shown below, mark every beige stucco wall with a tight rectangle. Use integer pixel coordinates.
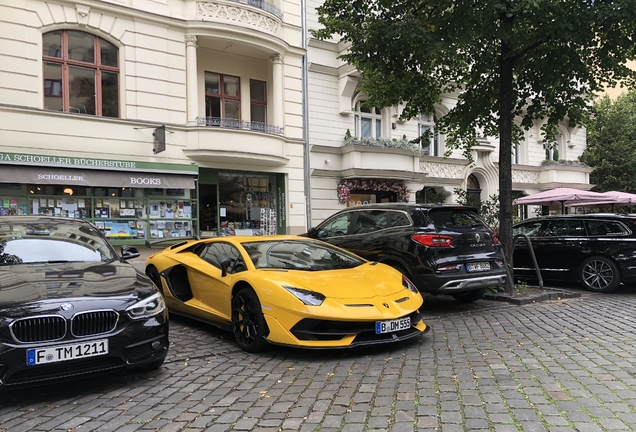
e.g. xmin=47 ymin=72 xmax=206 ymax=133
xmin=0 ymin=0 xmax=308 ymax=234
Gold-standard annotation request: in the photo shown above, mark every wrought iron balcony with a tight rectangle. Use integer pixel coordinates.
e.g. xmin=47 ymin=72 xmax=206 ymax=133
xmin=196 ymin=117 xmax=284 ymax=136
xmin=230 ymin=0 xmax=283 ymax=19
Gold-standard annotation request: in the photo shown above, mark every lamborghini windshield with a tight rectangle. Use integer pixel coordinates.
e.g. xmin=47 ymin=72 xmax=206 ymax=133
xmin=241 ymin=239 xmax=364 ymax=271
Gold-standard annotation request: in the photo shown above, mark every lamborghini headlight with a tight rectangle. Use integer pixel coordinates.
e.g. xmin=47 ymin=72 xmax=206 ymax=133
xmin=284 ymin=286 xmax=326 ymax=306
xmin=127 ymin=293 xmax=166 ymax=320
xmin=402 ymin=276 xmax=419 ymax=294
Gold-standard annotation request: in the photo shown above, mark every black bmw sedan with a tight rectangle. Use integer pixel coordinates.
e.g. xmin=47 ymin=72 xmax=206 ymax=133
xmin=513 ymin=213 xmax=636 ymax=293
xmin=0 ymin=216 xmax=168 ymax=389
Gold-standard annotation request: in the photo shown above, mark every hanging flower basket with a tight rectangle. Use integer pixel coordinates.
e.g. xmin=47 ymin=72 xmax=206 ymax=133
xmin=337 ymin=179 xmax=410 ymax=204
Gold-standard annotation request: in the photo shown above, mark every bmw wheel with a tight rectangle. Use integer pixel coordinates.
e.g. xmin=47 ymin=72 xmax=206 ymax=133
xmin=232 ymin=287 xmax=269 ymax=352
xmin=580 ymin=256 xmax=620 ymax=293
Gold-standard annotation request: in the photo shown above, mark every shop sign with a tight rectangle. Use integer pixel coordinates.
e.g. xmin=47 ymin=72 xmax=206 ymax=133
xmin=347 ymin=193 xmax=377 ymax=208
xmin=0 ymin=165 xmax=195 ymax=189
xmin=0 ymin=151 xmax=197 ymax=174
xmin=277 ymin=186 xmax=286 ymax=230
xmin=0 ymin=152 xmax=137 ymax=169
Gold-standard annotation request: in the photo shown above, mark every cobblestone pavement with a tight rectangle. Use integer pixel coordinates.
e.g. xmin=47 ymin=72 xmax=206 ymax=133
xmin=2 ymin=287 xmax=636 ymax=432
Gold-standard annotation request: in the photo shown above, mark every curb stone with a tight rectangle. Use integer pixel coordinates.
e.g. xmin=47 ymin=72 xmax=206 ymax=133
xmin=483 ymin=287 xmax=582 ymax=305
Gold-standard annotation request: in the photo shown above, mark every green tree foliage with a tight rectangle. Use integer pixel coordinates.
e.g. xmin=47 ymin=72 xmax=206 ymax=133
xmin=312 ymin=0 xmax=636 ymax=270
xmin=454 ymin=189 xmax=500 ymax=232
xmin=586 ymin=89 xmax=636 ymax=193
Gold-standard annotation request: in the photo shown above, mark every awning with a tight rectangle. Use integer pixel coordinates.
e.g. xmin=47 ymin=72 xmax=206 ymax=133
xmin=0 ymin=165 xmax=196 ymax=189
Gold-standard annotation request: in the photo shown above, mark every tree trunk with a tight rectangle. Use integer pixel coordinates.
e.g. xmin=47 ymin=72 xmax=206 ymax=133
xmin=498 ymin=39 xmax=515 ymax=294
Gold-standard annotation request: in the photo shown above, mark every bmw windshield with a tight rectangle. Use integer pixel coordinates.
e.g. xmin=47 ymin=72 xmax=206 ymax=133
xmin=0 ymin=219 xmax=117 ymax=265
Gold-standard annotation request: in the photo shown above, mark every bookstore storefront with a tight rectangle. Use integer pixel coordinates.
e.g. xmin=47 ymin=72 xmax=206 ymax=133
xmin=0 ymin=152 xmax=198 ymax=245
xmin=198 ymin=168 xmax=286 ymax=237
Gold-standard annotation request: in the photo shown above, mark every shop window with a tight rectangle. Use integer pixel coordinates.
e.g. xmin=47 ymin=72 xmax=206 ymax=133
xmin=217 ymin=173 xmax=276 ymax=236
xmin=416 ymin=186 xmax=444 ymax=204
xmin=205 ymin=72 xmax=241 ymax=122
xmin=42 ymin=30 xmax=119 ymax=117
xmin=11 ymin=185 xmax=198 ymax=242
xmin=354 ymin=101 xmax=382 ymax=138
xmin=250 ymin=79 xmax=267 ymax=124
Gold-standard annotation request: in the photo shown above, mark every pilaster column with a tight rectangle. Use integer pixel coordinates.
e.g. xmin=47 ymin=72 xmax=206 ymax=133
xmin=185 ymin=35 xmax=198 ymax=126
xmin=270 ymin=54 xmax=284 ymax=130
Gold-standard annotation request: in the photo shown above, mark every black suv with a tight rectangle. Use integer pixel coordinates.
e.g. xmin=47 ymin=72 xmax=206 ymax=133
xmin=304 ymin=203 xmax=506 ymax=302
xmin=513 ymin=213 xmax=636 ymax=293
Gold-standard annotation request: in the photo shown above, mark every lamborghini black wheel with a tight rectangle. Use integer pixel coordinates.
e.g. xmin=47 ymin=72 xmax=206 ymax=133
xmin=232 ymin=287 xmax=269 ymax=353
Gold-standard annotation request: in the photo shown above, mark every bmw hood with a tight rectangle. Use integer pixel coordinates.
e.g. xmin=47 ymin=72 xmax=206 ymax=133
xmin=0 ymin=261 xmax=156 ymax=314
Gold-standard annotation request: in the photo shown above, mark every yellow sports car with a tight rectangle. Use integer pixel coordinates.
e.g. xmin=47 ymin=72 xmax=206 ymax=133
xmin=145 ymin=235 xmax=429 ymax=352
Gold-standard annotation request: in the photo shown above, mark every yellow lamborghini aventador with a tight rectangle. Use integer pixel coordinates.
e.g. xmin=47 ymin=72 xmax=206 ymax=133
xmin=145 ymin=235 xmax=429 ymax=352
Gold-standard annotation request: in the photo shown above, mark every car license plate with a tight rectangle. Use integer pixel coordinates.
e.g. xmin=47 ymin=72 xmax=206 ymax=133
xmin=27 ymin=339 xmax=109 ymax=366
xmin=375 ymin=317 xmax=411 ymax=334
xmin=466 ymin=262 xmax=490 ymax=272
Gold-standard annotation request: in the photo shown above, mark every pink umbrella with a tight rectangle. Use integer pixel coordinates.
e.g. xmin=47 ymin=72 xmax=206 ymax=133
xmin=565 ymin=191 xmax=636 ymax=209
xmin=513 ymin=187 xmax=607 ymax=213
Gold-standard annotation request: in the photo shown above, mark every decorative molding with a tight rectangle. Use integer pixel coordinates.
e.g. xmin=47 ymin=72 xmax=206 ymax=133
xmin=269 ymin=53 xmax=284 ymax=64
xmin=197 ymin=2 xmax=279 ymax=34
xmin=184 ymin=35 xmax=198 ymax=47
xmin=512 ymin=169 xmax=540 ymax=184
xmin=76 ymin=5 xmax=90 ymax=26
xmin=420 ymin=161 xmax=465 ymax=179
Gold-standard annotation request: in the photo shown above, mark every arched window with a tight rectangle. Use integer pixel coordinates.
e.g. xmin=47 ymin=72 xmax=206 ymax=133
xmin=467 ymin=174 xmax=481 ymax=201
xmin=418 ymin=113 xmax=440 ymax=156
xmin=354 ymin=101 xmax=382 ymax=138
xmin=42 ymin=30 xmax=119 ymax=117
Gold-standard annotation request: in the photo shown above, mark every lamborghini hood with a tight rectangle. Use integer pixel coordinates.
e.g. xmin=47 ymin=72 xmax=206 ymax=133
xmin=263 ymin=262 xmax=409 ymax=299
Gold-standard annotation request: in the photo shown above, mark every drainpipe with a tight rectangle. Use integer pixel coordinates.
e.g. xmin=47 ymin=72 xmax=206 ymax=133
xmin=301 ymin=0 xmax=311 ymax=230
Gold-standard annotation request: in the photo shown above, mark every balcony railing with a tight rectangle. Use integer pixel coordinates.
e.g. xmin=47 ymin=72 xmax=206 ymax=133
xmin=196 ymin=117 xmax=284 ymax=136
xmin=230 ymin=0 xmax=283 ymax=19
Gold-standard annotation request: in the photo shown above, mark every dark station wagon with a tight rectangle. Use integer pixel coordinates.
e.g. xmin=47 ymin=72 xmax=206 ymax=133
xmin=304 ymin=203 xmax=507 ymax=302
xmin=513 ymin=213 xmax=636 ymax=293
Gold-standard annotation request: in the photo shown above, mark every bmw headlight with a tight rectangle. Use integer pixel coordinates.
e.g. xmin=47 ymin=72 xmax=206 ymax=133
xmin=284 ymin=286 xmax=325 ymax=306
xmin=126 ymin=293 xmax=166 ymax=320
xmin=402 ymin=276 xmax=419 ymax=294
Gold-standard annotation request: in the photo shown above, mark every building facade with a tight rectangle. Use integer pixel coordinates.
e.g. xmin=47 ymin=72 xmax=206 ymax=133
xmin=305 ymin=1 xmax=592 ymax=226
xmin=0 ymin=0 xmax=592 ymax=240
xmin=0 ymin=0 xmax=307 ymax=244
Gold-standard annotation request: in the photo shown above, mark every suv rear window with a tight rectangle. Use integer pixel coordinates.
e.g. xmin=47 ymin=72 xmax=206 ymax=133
xmin=427 ymin=208 xmax=485 ymax=229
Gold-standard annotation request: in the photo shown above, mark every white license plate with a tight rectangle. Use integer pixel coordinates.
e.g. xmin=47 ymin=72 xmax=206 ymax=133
xmin=467 ymin=262 xmax=490 ymax=272
xmin=375 ymin=317 xmax=411 ymax=334
xmin=27 ymin=339 xmax=109 ymax=366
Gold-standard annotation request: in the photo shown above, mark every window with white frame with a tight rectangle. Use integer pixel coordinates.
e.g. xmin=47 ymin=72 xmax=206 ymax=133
xmin=513 ymin=141 xmax=521 ymax=164
xmin=354 ymin=101 xmax=382 ymax=138
xmin=418 ymin=114 xmax=440 ymax=156
xmin=544 ymin=132 xmax=565 ymax=161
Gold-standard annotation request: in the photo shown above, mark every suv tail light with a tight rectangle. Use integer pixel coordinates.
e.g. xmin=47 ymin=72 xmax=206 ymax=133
xmin=492 ymin=232 xmax=500 ymax=245
xmin=412 ymin=234 xmax=453 ymax=247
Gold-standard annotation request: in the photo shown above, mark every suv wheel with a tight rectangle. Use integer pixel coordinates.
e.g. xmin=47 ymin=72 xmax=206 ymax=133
xmin=451 ymin=288 xmax=486 ymax=303
xmin=579 ymin=256 xmax=620 ymax=293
